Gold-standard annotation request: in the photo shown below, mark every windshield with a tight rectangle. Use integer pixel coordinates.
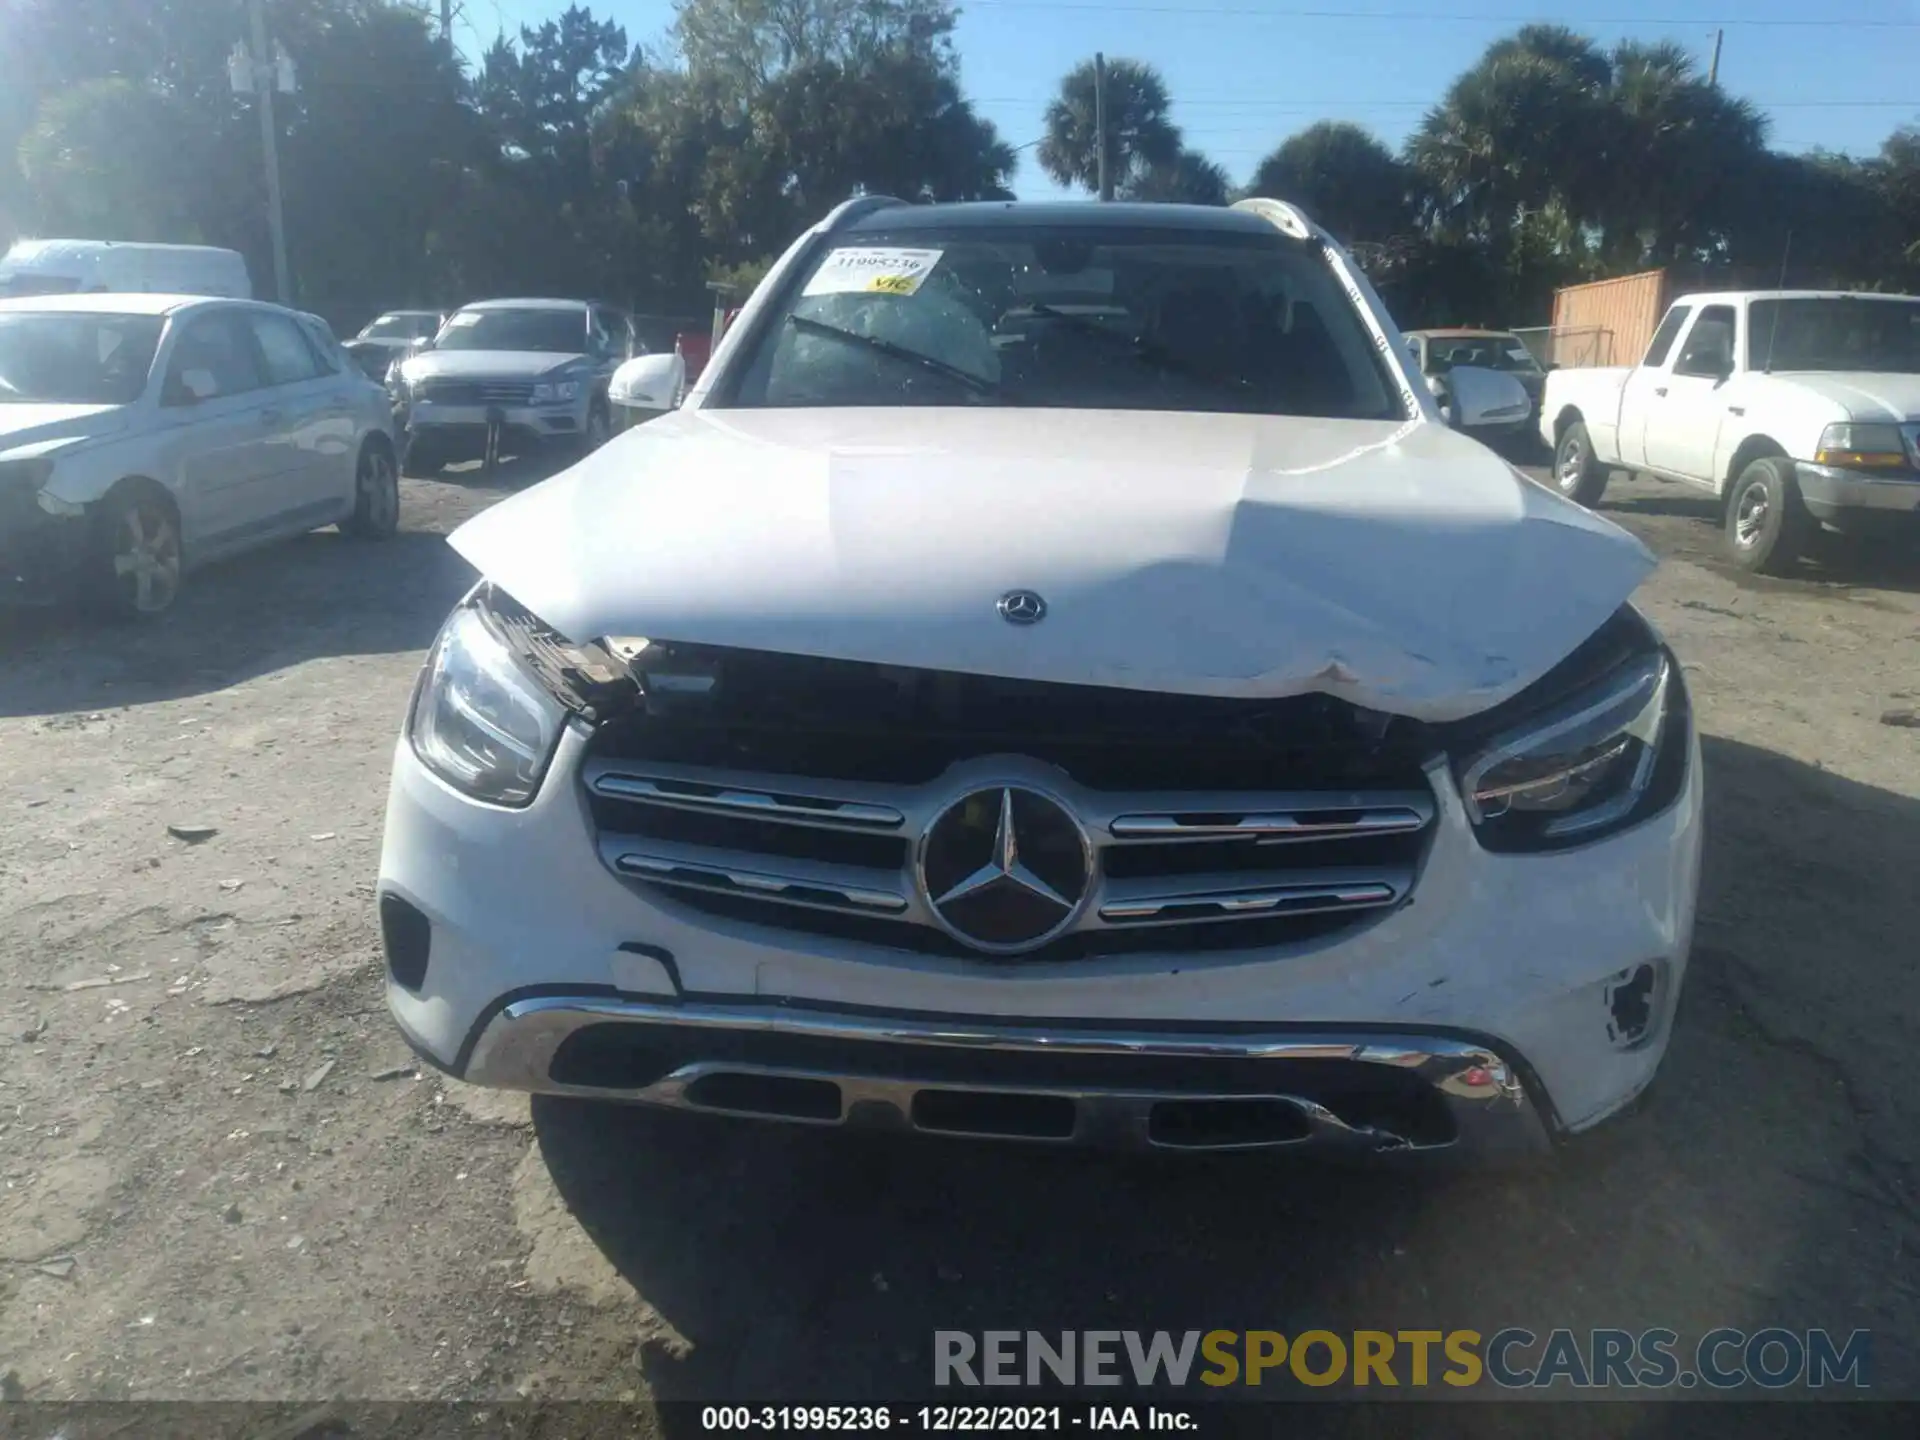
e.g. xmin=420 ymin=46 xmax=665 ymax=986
xmin=0 ymin=311 xmax=165 ymax=404
xmin=1747 ymin=297 xmax=1920 ymax=374
xmin=0 ymin=272 xmax=84 ymax=298
xmin=434 ymin=307 xmax=586 ymax=354
xmin=724 ymin=225 xmax=1402 ymax=420
xmin=361 ymin=313 xmax=436 ymax=341
xmin=1421 ymin=336 xmax=1540 ymax=374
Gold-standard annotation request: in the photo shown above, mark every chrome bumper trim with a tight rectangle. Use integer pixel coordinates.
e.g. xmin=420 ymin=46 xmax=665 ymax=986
xmin=1795 ymin=461 xmax=1920 ymax=515
xmin=587 ymin=754 xmax=1434 ymax=940
xmin=460 ymin=995 xmax=1553 ymax=1155
xmin=610 ymin=847 xmax=910 ymax=915
xmin=591 ymin=771 xmax=907 ymax=831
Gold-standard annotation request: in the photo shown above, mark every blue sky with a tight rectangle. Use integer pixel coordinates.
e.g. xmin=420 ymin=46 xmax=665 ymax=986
xmin=463 ymin=0 xmax=1920 ymax=198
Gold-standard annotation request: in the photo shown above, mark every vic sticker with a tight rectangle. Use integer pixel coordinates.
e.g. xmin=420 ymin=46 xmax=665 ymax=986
xmin=802 ymin=247 xmax=944 ymax=298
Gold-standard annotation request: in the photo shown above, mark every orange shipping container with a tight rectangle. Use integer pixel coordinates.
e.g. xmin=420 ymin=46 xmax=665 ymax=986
xmin=1548 ymin=269 xmax=1671 ymax=369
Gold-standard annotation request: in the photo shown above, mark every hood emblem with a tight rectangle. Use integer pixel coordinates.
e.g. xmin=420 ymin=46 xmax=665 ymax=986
xmin=918 ymin=786 xmax=1091 ymax=954
xmin=997 ymin=589 xmax=1047 ymax=625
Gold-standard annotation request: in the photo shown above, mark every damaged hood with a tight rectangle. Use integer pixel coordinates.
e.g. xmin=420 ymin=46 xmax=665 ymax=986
xmin=0 ymin=402 xmax=124 ymax=454
xmin=449 ymin=407 xmax=1655 ymax=723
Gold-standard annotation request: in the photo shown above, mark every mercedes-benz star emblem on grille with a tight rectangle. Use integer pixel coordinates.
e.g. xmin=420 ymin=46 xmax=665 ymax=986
xmin=997 ymin=589 xmax=1047 ymax=625
xmin=918 ymin=787 xmax=1091 ymax=954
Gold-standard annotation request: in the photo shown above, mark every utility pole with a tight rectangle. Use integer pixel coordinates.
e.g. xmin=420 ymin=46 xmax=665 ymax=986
xmin=440 ymin=0 xmax=456 ymax=60
xmin=244 ymin=0 xmax=291 ymax=306
xmin=1094 ymin=52 xmax=1111 ymax=202
xmin=1708 ymin=28 xmax=1723 ymax=85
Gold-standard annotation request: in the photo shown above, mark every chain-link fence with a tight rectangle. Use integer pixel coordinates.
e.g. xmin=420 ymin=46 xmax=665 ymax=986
xmin=1510 ymin=325 xmax=1619 ymax=370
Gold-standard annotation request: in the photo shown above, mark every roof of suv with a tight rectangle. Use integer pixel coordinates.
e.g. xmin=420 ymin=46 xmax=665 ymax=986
xmin=840 ymin=200 xmax=1289 ymax=237
xmin=462 ymin=298 xmax=595 ymax=312
xmin=0 ymin=292 xmax=244 ymax=317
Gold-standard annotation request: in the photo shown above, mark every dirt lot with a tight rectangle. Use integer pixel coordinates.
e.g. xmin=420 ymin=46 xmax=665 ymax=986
xmin=2 ymin=456 xmax=1917 ymax=1422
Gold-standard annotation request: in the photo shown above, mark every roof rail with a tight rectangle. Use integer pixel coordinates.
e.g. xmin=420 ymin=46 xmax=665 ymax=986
xmin=1231 ymin=197 xmax=1317 ymax=241
xmin=819 ymin=194 xmax=912 ymax=234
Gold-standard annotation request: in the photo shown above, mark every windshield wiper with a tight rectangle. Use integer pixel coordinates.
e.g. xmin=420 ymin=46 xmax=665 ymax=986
xmin=1024 ymin=301 xmax=1253 ymax=394
xmin=786 ymin=314 xmax=998 ymax=395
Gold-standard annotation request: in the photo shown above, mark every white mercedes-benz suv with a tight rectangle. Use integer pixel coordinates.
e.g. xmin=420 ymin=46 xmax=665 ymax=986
xmin=376 ymin=197 xmax=1702 ymax=1158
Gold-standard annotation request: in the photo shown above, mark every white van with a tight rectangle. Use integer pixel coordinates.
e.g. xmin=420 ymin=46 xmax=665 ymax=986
xmin=0 ymin=239 xmax=252 ymax=299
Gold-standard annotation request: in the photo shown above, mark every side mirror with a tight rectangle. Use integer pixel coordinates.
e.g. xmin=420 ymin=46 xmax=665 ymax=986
xmin=1443 ymin=365 xmax=1530 ymax=430
xmin=609 ymin=353 xmax=687 ymax=419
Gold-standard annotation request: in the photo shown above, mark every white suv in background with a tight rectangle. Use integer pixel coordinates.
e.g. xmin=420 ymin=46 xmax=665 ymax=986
xmin=392 ymin=299 xmax=637 ymax=472
xmin=1 ymin=293 xmax=399 ymax=618
xmin=378 ymin=197 xmax=1702 ymax=1160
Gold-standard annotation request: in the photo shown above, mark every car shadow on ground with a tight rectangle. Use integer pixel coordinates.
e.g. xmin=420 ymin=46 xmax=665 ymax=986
xmin=530 ymin=735 xmax=1918 ymax=1424
xmin=0 ymin=452 xmax=583 ymax=719
xmin=1594 ymin=486 xmax=1920 ymax=597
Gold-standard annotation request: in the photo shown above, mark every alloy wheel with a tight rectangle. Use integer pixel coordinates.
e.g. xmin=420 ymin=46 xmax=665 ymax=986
xmin=113 ymin=501 xmax=181 ymax=614
xmin=1556 ymin=435 xmax=1586 ymax=493
xmin=1733 ymin=480 xmax=1770 ymax=548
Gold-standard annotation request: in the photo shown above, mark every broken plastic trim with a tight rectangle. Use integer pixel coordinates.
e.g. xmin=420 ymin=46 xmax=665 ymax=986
xmin=482 ymin=585 xmax=639 ymax=723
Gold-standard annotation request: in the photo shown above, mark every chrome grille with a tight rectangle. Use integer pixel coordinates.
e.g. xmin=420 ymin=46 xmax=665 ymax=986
xmin=414 ymin=377 xmax=537 ymax=406
xmin=585 ymin=755 xmax=1434 ymax=957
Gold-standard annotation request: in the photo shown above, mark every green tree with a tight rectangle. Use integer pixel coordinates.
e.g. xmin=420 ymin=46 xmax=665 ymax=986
xmin=1123 ymin=149 xmax=1230 ymax=205
xmin=1406 ymin=25 xmax=1612 ymax=247
xmin=477 ymin=5 xmax=632 ymax=185
xmin=1250 ymin=122 xmax=1413 ymax=242
xmin=277 ymin=3 xmax=483 ymax=314
xmin=1596 ymin=39 xmax=1768 ymax=269
xmin=672 ymin=0 xmax=956 ymax=94
xmin=17 ymin=79 xmax=205 ymax=241
xmin=1038 ymin=57 xmax=1181 ymax=195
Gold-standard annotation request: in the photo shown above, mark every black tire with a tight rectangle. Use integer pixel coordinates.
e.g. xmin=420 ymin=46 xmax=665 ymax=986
xmin=1725 ymin=455 xmax=1811 ymax=574
xmin=1552 ymin=420 xmax=1610 ymax=507
xmin=86 ymin=484 xmax=183 ymax=621
xmin=578 ymin=400 xmax=611 ymax=456
xmin=402 ymin=433 xmax=441 ymax=477
xmin=344 ymin=440 xmax=400 ymax=540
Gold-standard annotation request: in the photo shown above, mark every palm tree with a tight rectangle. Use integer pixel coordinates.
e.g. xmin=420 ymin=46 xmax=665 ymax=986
xmin=1123 ymin=148 xmax=1230 ymax=205
xmin=1405 ymin=26 xmax=1613 ymax=248
xmin=1600 ymin=39 xmax=1767 ymax=268
xmin=1037 ymin=57 xmax=1181 ymax=195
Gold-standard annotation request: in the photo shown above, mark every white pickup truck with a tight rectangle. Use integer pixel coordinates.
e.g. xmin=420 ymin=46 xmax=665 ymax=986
xmin=1539 ymin=289 xmax=1920 ymax=571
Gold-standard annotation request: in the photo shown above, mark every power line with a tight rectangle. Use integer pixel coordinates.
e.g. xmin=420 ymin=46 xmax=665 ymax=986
xmin=960 ymin=1 xmax=1920 ymax=26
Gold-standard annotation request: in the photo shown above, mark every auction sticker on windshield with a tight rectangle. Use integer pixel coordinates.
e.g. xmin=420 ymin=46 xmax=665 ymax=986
xmin=803 ymin=247 xmax=944 ymax=298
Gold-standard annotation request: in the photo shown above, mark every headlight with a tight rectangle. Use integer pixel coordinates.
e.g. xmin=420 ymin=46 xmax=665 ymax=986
xmin=1455 ymin=649 xmax=1677 ymax=852
xmin=1814 ymin=422 xmax=1910 ymax=469
xmin=531 ymin=378 xmax=581 ymax=404
xmin=410 ymin=603 xmax=566 ymax=806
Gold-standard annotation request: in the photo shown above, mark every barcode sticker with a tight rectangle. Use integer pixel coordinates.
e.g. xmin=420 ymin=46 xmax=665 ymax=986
xmin=802 ymin=247 xmax=944 ymax=298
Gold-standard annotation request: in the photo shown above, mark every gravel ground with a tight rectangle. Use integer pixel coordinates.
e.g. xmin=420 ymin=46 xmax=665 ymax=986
xmin=1 ymin=454 xmax=1917 ymax=1424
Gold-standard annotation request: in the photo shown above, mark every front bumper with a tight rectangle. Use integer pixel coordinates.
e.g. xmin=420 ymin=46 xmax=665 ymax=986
xmin=404 ymin=399 xmax=584 ymax=454
xmin=379 ymin=719 xmax=1703 ymax=1158
xmin=452 ymin=997 xmax=1552 ymax=1155
xmin=0 ymin=494 xmax=89 ymax=607
xmin=1794 ymin=461 xmax=1920 ymax=528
